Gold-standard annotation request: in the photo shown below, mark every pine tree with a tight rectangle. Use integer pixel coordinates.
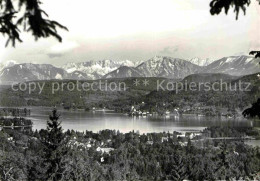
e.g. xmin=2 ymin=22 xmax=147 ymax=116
xmin=41 ymin=108 xmax=67 ymax=181
xmin=0 ymin=0 xmax=67 ymax=47
xmin=169 ymin=153 xmax=188 ymax=181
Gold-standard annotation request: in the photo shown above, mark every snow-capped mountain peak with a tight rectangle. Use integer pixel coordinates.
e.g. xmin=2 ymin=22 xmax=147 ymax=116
xmin=103 ymin=56 xmax=202 ymax=79
xmin=1 ymin=55 xmax=259 ymax=84
xmin=4 ymin=60 xmax=18 ymax=67
xmin=0 ymin=60 xmax=18 ymax=71
xmin=62 ymin=60 xmax=119 ymax=79
xmin=62 ymin=59 xmax=144 ymax=79
xmin=189 ymin=57 xmax=213 ymax=66
xmin=135 ymin=56 xmax=201 ymax=79
xmin=0 ymin=63 xmax=70 ymax=84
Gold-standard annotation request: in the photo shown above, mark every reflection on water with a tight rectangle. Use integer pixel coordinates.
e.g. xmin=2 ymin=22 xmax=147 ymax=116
xmin=26 ymin=107 xmax=260 ymax=134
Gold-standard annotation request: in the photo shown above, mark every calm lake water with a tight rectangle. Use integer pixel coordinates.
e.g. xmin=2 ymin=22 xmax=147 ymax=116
xmin=26 ymin=107 xmax=260 ymax=134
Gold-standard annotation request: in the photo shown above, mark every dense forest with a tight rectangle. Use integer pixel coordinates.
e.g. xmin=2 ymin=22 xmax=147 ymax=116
xmin=0 ymin=109 xmax=260 ymax=180
xmin=0 ymin=73 xmax=259 ymax=114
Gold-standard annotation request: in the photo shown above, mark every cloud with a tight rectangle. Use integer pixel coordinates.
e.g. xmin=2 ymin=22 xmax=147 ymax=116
xmin=249 ymin=42 xmax=260 ymax=50
xmin=50 ymin=41 xmax=79 ymax=53
xmin=232 ymin=52 xmax=247 ymax=56
xmin=159 ymin=46 xmax=179 ymax=55
xmin=47 ymin=53 xmax=64 ymax=58
xmin=46 ymin=40 xmax=79 ymax=59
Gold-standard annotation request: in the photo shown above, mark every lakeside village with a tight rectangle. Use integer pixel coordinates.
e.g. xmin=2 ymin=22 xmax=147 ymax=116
xmin=0 ymin=107 xmax=258 ymax=151
xmin=0 ymin=109 xmax=258 ymax=154
xmin=127 ymin=103 xmax=239 ymax=118
xmin=0 ymin=104 xmax=240 ymax=132
xmin=61 ymin=101 xmax=241 ymax=118
xmin=84 ymin=102 xmax=240 ymax=118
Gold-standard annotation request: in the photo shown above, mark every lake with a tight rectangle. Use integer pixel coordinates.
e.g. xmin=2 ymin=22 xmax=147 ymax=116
xmin=26 ymin=107 xmax=260 ymax=134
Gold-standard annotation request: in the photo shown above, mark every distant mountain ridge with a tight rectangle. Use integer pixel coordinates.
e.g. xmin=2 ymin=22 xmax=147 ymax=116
xmin=0 ymin=55 xmax=259 ymax=84
xmin=0 ymin=63 xmax=70 ymax=83
xmin=103 ymin=56 xmax=202 ymax=79
xmin=182 ymin=73 xmax=237 ymax=83
xmin=62 ymin=59 xmax=144 ymax=79
xmin=136 ymin=56 xmax=201 ymax=79
xmin=103 ymin=66 xmax=145 ymax=79
xmin=201 ymin=55 xmax=260 ymax=76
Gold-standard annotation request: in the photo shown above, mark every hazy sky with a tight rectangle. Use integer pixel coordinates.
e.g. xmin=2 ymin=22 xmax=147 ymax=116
xmin=0 ymin=0 xmax=259 ymax=66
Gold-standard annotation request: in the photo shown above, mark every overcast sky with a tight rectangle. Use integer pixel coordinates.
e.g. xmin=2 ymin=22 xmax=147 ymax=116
xmin=0 ymin=0 xmax=259 ymax=66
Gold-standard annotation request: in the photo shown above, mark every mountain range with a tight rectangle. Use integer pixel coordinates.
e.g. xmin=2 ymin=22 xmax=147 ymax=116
xmin=200 ymin=56 xmax=260 ymax=76
xmin=103 ymin=56 xmax=201 ymax=79
xmin=61 ymin=59 xmax=143 ymax=80
xmin=0 ymin=55 xmax=259 ymax=84
xmin=0 ymin=63 xmax=70 ymax=83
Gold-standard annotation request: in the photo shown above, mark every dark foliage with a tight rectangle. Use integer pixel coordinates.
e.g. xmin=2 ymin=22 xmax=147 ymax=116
xmin=0 ymin=125 xmax=260 ymax=180
xmin=210 ymin=1 xmax=260 ymax=60
xmin=0 ymin=0 xmax=68 ymax=47
xmin=210 ymin=0 xmax=252 ymax=20
xmin=250 ymin=51 xmax=260 ymax=59
xmin=243 ymin=98 xmax=260 ymax=119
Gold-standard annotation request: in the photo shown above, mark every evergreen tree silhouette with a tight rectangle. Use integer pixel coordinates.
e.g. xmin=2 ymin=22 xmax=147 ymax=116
xmin=0 ymin=0 xmax=68 ymax=47
xmin=42 ymin=108 xmax=67 ymax=181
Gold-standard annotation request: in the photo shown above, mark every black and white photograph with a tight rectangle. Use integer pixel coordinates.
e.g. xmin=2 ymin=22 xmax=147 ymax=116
xmin=0 ymin=0 xmax=260 ymax=180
